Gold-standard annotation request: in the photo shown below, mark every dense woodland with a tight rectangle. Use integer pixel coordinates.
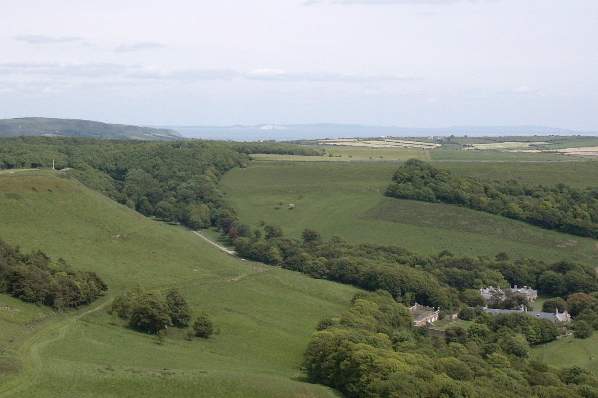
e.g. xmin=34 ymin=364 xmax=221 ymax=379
xmin=0 ymin=239 xmax=107 ymax=309
xmin=228 ymin=224 xmax=598 ymax=311
xmin=386 ymin=159 xmax=598 ymax=238
xmin=304 ymin=291 xmax=598 ymax=398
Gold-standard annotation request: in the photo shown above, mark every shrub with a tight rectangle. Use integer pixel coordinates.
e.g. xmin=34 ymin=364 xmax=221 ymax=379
xmin=128 ymin=293 xmax=172 ymax=334
xmin=542 ymin=298 xmax=567 ymax=313
xmin=573 ymin=321 xmax=593 ymax=339
xmin=165 ymin=288 xmax=192 ymax=327
xmin=193 ymin=313 xmax=214 ymax=338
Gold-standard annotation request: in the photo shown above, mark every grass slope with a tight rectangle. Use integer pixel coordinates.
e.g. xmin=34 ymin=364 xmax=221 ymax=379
xmin=0 ymin=170 xmax=356 ymax=398
xmin=532 ymin=334 xmax=598 ymax=369
xmin=221 ymin=161 xmax=598 ymax=263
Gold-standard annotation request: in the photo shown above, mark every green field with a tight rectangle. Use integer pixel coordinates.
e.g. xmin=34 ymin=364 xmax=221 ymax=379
xmin=252 ymin=144 xmax=576 ymax=162
xmin=0 ymin=171 xmax=357 ymax=397
xmin=251 ymin=145 xmax=431 ymax=161
xmin=532 ymin=334 xmax=598 ymax=369
xmin=221 ymin=160 xmax=598 ymax=263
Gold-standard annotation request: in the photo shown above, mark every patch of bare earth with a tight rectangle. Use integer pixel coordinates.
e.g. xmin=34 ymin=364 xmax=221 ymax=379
xmin=557 ymin=146 xmax=598 ymax=157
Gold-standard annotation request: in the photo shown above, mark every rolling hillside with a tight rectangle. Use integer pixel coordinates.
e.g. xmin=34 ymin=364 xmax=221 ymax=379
xmin=0 ymin=170 xmax=356 ymax=398
xmin=0 ymin=118 xmax=181 ymax=140
xmin=221 ymin=160 xmax=598 ymax=264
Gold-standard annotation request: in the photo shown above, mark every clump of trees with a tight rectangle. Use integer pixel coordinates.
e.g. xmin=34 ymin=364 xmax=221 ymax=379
xmin=458 ymin=308 xmax=559 ymax=346
xmin=304 ymin=291 xmax=598 ymax=398
xmin=385 ymin=159 xmax=598 ymax=238
xmin=538 ymin=293 xmax=598 ymax=339
xmin=110 ymin=287 xmax=214 ymax=338
xmin=0 ymin=239 xmax=107 ymax=309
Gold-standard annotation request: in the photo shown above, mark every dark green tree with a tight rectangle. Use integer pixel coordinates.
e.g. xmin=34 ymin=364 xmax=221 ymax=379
xmin=193 ymin=313 xmax=214 ymax=338
xmin=165 ymin=288 xmax=192 ymax=327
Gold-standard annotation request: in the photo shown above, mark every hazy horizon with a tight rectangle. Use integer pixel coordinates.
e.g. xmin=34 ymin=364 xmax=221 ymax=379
xmin=2 ymin=0 xmax=598 ymax=130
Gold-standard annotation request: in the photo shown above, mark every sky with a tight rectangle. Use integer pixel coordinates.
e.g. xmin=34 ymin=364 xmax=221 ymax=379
xmin=1 ymin=0 xmax=598 ymax=130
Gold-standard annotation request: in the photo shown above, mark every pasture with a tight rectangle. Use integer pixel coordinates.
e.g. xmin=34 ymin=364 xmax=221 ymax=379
xmin=532 ymin=334 xmax=598 ymax=369
xmin=0 ymin=171 xmax=356 ymax=398
xmin=221 ymin=160 xmax=598 ymax=263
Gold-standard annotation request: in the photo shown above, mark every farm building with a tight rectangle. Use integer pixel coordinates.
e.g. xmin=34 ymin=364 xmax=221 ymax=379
xmin=480 ymin=285 xmax=538 ymax=303
xmin=409 ymin=303 xmax=440 ymax=327
xmin=482 ymin=306 xmax=571 ymax=323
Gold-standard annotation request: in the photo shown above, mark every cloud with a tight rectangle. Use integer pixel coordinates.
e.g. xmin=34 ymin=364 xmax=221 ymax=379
xmin=303 ymin=0 xmax=496 ymax=5
xmin=510 ymin=86 xmax=540 ymax=95
xmin=13 ymin=34 xmax=84 ymax=45
xmin=244 ymin=68 xmax=416 ymax=82
xmin=0 ymin=62 xmax=418 ymax=86
xmin=129 ymin=68 xmax=237 ymax=81
xmin=0 ymin=62 xmax=131 ymax=78
xmin=114 ymin=41 xmax=166 ymax=53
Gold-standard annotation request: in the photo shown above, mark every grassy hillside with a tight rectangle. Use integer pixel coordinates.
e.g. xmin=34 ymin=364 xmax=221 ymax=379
xmin=0 ymin=118 xmax=180 ymax=140
xmin=221 ymin=161 xmax=598 ymax=263
xmin=532 ymin=334 xmax=598 ymax=369
xmin=0 ymin=170 xmax=356 ymax=398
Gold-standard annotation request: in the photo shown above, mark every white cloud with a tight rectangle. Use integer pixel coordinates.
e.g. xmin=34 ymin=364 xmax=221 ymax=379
xmin=244 ymin=68 xmax=417 ymax=82
xmin=114 ymin=41 xmax=166 ymax=53
xmin=303 ymin=0 xmax=497 ymax=5
xmin=0 ymin=62 xmax=417 ymax=84
xmin=13 ymin=34 xmax=84 ymax=44
xmin=511 ymin=86 xmax=540 ymax=95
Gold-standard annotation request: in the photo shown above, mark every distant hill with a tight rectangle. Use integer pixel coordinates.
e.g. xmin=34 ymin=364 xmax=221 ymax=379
xmin=0 ymin=117 xmax=181 ymax=140
xmin=169 ymin=123 xmax=581 ymax=141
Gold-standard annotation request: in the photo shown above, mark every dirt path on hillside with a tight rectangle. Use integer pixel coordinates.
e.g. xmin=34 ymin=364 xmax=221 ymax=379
xmin=0 ymin=297 xmax=112 ymax=398
xmin=192 ymin=231 xmax=237 ymax=256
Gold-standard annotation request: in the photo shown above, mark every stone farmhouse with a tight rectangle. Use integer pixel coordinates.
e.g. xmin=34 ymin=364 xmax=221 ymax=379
xmin=480 ymin=285 xmax=538 ymax=303
xmin=409 ymin=303 xmax=440 ymax=327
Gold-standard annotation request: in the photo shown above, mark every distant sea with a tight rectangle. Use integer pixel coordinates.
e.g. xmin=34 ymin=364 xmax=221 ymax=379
xmin=162 ymin=124 xmax=585 ymax=142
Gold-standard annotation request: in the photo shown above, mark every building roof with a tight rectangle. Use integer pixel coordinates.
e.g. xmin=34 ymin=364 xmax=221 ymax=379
xmin=482 ymin=307 xmax=569 ymax=322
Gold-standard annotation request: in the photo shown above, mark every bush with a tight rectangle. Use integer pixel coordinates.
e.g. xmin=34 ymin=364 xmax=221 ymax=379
xmin=193 ymin=313 xmax=214 ymax=338
xmin=542 ymin=298 xmax=567 ymax=313
xmin=128 ymin=293 xmax=172 ymax=334
xmin=573 ymin=321 xmax=593 ymax=339
xmin=499 ymin=334 xmax=529 ymax=358
xmin=165 ymin=288 xmax=192 ymax=327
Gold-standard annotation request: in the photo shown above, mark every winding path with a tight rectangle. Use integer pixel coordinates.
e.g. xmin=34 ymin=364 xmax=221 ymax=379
xmin=0 ymin=297 xmax=112 ymax=397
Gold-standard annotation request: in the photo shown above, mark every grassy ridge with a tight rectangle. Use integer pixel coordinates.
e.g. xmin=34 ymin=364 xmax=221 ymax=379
xmin=221 ymin=161 xmax=598 ymax=263
xmin=0 ymin=171 xmax=356 ymax=397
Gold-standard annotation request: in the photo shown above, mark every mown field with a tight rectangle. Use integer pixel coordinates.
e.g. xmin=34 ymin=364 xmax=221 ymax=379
xmin=0 ymin=171 xmax=357 ymax=398
xmin=253 ymin=145 xmax=576 ymax=162
xmin=221 ymin=160 xmax=598 ymax=263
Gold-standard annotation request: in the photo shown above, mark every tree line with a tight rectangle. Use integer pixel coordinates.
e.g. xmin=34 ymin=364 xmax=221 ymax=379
xmin=224 ymin=223 xmax=597 ymax=313
xmin=0 ymin=239 xmax=107 ymax=309
xmin=385 ymin=159 xmax=598 ymax=238
xmin=304 ymin=291 xmax=598 ymax=398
